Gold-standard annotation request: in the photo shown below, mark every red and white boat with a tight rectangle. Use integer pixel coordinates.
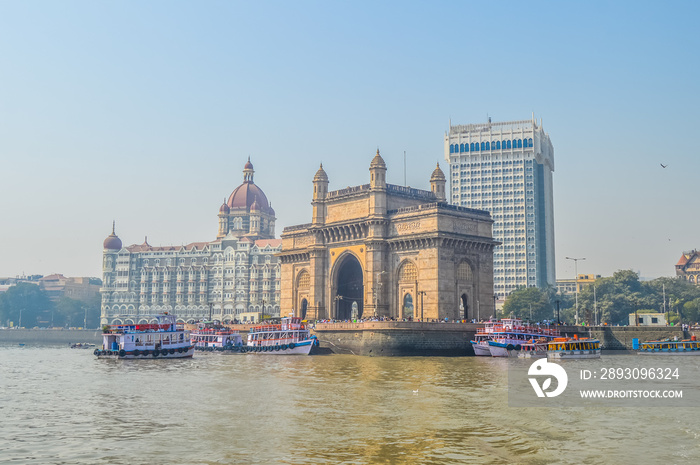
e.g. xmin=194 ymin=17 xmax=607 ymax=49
xmin=94 ymin=313 xmax=194 ymax=359
xmin=191 ymin=323 xmax=244 ymax=352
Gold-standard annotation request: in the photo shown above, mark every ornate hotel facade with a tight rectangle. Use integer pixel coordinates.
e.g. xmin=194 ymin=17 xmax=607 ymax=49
xmin=279 ymin=150 xmax=499 ymax=322
xmin=100 ymin=160 xmax=282 ymax=325
xmin=444 ymin=117 xmax=556 ymax=301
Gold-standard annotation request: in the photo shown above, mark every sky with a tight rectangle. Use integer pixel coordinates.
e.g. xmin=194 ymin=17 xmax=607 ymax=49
xmin=1 ymin=1 xmax=699 ymax=281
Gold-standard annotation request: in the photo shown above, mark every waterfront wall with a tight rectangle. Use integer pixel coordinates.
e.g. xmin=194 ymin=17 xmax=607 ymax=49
xmin=0 ymin=329 xmax=102 ymax=345
xmin=311 ymin=322 xmax=689 ymax=355
xmin=312 ymin=321 xmax=478 ymax=356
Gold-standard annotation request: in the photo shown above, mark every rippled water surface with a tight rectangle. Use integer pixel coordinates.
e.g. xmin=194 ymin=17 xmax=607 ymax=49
xmin=2 ymin=345 xmax=699 ymax=464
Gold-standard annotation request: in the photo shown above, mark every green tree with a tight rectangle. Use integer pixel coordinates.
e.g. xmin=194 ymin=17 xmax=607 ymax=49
xmin=502 ymin=287 xmax=553 ymax=322
xmin=0 ymin=283 xmax=54 ymax=327
xmin=55 ymin=293 xmax=101 ymax=328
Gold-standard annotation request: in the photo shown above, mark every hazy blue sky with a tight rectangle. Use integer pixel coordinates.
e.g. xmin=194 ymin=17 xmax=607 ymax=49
xmin=1 ymin=1 xmax=698 ymax=281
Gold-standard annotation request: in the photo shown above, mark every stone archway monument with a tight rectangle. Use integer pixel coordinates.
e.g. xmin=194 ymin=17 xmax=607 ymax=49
xmin=278 ymin=151 xmax=499 ymax=321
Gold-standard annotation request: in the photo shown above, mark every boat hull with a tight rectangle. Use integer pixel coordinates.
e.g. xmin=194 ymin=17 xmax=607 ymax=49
xmin=638 ymin=349 xmax=700 ymax=355
xmin=548 ymin=349 xmax=601 ymax=360
xmin=470 ymin=341 xmax=492 ymax=356
xmin=243 ymin=339 xmax=315 ymax=355
xmin=94 ymin=346 xmax=195 ymax=359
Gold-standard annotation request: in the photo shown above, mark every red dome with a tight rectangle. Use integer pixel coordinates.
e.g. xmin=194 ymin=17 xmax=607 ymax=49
xmin=219 ymin=202 xmax=230 ymax=214
xmin=103 ymin=222 xmax=122 ymax=250
xmin=227 ymin=182 xmax=271 ymax=213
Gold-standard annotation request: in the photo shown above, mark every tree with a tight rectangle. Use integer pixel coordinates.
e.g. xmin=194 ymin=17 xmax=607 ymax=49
xmin=502 ymin=287 xmax=553 ymax=322
xmin=0 ymin=283 xmax=53 ymax=327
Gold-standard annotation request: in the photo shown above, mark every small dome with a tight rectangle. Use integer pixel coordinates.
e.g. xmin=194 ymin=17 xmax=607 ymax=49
xmin=244 ymin=158 xmax=254 ymax=170
xmin=219 ymin=198 xmax=230 ymax=214
xmin=313 ymin=163 xmax=328 ymax=182
xmin=103 ymin=222 xmax=122 ymax=250
xmin=430 ymin=163 xmax=446 ymax=181
xmin=250 ymin=197 xmax=260 ymax=211
xmin=369 ymin=149 xmax=386 ymax=169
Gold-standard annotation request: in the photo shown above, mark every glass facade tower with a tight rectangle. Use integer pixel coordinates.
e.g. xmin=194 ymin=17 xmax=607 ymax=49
xmin=444 ymin=118 xmax=555 ymax=301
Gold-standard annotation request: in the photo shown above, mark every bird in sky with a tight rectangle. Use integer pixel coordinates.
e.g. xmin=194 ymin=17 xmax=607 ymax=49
xmin=660 ymin=163 xmax=668 ymax=168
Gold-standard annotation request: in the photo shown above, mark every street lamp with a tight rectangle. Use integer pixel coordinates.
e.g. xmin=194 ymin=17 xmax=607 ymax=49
xmin=493 ymin=294 xmax=498 ymax=321
xmin=566 ymin=256 xmax=586 ymax=325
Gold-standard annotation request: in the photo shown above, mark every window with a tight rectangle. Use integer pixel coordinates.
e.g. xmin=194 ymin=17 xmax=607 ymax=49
xmin=398 ymin=261 xmax=417 ymax=281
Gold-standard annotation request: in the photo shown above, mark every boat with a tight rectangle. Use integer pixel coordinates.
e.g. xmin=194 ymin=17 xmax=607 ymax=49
xmin=94 ymin=313 xmax=194 ymax=359
xmin=470 ymin=332 xmax=493 ymax=356
xmin=517 ymin=339 xmax=549 ymax=359
xmin=191 ymin=323 xmax=244 ymax=352
xmin=243 ymin=316 xmax=318 ymax=355
xmin=70 ymin=342 xmax=96 ymax=349
xmin=547 ymin=336 xmax=601 ymax=360
xmin=478 ymin=318 xmax=560 ymax=357
xmin=634 ymin=337 xmax=700 ymax=355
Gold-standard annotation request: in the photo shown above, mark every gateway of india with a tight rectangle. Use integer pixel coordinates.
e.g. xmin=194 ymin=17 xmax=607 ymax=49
xmin=279 ymin=150 xmax=499 ymax=321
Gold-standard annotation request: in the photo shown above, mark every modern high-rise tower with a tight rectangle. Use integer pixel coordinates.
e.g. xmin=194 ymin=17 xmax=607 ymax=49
xmin=444 ymin=117 xmax=555 ymax=301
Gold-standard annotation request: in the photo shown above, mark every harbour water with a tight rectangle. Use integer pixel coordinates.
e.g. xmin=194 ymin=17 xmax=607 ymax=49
xmin=2 ymin=344 xmax=700 ymax=464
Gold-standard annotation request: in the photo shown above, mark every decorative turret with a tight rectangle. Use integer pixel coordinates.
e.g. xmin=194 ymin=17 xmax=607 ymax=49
xmin=243 ymin=156 xmax=254 ymax=182
xmin=369 ymin=149 xmax=387 ymax=216
xmin=369 ymin=149 xmax=387 ymax=189
xmin=312 ymin=163 xmax=328 ymax=226
xmin=430 ymin=162 xmax=446 ymax=202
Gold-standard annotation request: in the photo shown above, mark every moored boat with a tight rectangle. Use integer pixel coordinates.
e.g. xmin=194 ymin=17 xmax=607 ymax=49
xmin=243 ymin=316 xmax=318 ymax=355
xmin=94 ymin=313 xmax=194 ymax=359
xmin=191 ymin=323 xmax=244 ymax=352
xmin=547 ymin=337 xmax=601 ymax=360
xmin=634 ymin=337 xmax=700 ymax=355
xmin=483 ymin=318 xmax=560 ymax=357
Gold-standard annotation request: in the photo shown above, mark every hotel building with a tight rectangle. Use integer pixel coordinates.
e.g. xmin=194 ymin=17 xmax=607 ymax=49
xmin=100 ymin=160 xmax=282 ymax=325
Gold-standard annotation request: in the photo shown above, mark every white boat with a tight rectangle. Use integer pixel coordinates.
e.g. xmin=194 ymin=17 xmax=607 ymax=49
xmin=634 ymin=337 xmax=700 ymax=355
xmin=191 ymin=323 xmax=244 ymax=352
xmin=470 ymin=333 xmax=493 ymax=356
xmin=547 ymin=337 xmax=601 ymax=360
xmin=243 ymin=316 xmax=318 ymax=355
xmin=94 ymin=313 xmax=194 ymax=359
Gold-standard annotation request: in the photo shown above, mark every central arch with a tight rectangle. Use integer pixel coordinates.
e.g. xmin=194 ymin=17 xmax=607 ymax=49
xmin=334 ymin=254 xmax=364 ymax=320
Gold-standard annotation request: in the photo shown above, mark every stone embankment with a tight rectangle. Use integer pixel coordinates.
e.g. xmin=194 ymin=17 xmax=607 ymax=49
xmin=311 ymin=322 xmax=689 ymax=356
xmin=0 ymin=329 xmax=102 ymax=345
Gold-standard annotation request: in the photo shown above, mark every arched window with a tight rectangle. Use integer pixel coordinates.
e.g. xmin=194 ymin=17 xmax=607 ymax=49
xmin=507 ymin=140 xmax=511 ymax=149
xmin=485 ymin=142 xmax=490 ymax=150
xmin=475 ymin=143 xmax=479 ymax=152
xmin=464 ymin=143 xmax=469 ymax=152
xmin=528 ymin=138 xmax=533 ymax=147
xmin=297 ymin=270 xmax=310 ymax=289
xmin=399 ymin=261 xmax=417 ymax=282
xmin=450 ymin=144 xmax=454 ymax=153
xmin=518 ymin=139 xmax=523 ymax=148
xmin=496 ymin=141 xmax=500 ymax=149
xmin=457 ymin=261 xmax=473 ymax=281
xmin=480 ymin=142 xmax=485 ymax=151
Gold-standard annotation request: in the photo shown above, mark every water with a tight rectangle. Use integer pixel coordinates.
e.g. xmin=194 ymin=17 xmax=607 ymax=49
xmin=2 ymin=345 xmax=700 ymax=464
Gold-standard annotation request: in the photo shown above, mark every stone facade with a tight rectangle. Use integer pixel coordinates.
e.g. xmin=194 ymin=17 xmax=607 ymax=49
xmin=279 ymin=151 xmax=499 ymax=322
xmin=100 ymin=161 xmax=282 ymax=325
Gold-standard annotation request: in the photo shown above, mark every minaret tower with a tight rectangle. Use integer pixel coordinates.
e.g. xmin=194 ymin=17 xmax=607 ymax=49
xmin=368 ymin=149 xmax=387 ymax=216
xmin=430 ymin=163 xmax=446 ymax=202
xmin=312 ymin=163 xmax=328 ymax=226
